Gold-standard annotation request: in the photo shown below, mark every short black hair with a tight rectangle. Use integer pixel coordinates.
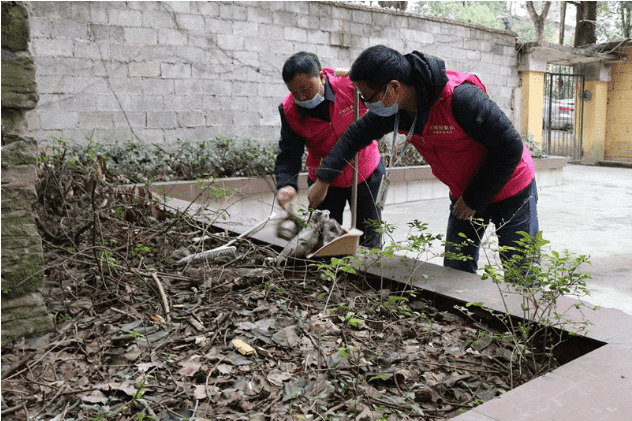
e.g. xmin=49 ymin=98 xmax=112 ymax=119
xmin=282 ymin=52 xmax=322 ymax=83
xmin=349 ymin=45 xmax=412 ymax=89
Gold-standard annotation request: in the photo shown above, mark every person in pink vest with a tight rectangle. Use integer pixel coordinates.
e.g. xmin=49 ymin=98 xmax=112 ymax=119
xmin=308 ymin=45 xmax=539 ymax=275
xmin=275 ymin=52 xmax=385 ymax=247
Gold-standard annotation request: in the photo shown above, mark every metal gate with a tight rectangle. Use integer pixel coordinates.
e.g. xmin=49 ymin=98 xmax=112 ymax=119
xmin=543 ymin=68 xmax=585 ymax=162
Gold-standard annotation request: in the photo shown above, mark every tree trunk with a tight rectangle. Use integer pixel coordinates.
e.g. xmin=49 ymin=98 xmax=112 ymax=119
xmin=574 ymin=1 xmax=597 ymax=47
xmin=560 ymin=1 xmax=567 ymax=45
xmin=378 ymin=1 xmax=407 ymax=11
xmin=622 ymin=1 xmax=632 ymax=39
xmin=526 ymin=1 xmax=552 ymax=43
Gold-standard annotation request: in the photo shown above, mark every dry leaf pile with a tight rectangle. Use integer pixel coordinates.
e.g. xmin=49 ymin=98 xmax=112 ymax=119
xmin=0 ymin=155 xmax=560 ymax=421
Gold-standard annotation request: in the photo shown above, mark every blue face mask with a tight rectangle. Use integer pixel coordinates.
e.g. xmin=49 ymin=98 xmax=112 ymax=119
xmin=294 ymin=91 xmax=325 ymax=109
xmin=365 ymin=85 xmax=399 ymax=117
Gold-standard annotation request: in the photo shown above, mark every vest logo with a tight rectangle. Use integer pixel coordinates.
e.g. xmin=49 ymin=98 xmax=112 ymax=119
xmin=339 ymin=105 xmax=354 ymax=116
xmin=429 ymin=125 xmax=455 ymax=134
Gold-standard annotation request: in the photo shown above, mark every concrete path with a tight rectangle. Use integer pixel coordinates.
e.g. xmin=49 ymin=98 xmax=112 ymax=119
xmin=214 ymin=163 xmax=631 ymax=315
xmin=375 ymin=164 xmax=632 ymax=315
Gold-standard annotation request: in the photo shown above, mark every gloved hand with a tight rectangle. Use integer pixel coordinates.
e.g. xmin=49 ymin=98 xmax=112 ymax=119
xmin=276 ymin=186 xmax=296 ymax=209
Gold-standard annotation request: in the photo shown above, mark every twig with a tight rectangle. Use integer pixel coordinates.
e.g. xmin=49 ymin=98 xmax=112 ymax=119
xmin=151 ymin=272 xmax=171 ymax=322
xmin=202 ymin=356 xmax=227 ymax=417
xmin=22 ymin=402 xmax=28 ymax=420
xmin=1 ymin=352 xmax=35 ymax=379
xmin=321 ymin=401 xmax=348 ymax=418
xmin=109 ymin=306 xmax=136 ymax=318
xmin=261 ymin=394 xmax=283 ymax=415
xmin=32 ymin=384 xmax=68 ymax=418
xmin=1 ymin=404 xmax=23 ymax=416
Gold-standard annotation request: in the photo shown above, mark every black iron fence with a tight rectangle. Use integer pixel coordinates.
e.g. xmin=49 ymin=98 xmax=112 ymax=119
xmin=543 ymin=68 xmax=585 ymax=162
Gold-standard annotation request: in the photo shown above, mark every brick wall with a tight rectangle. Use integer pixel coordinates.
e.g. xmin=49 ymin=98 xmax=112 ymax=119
xmin=25 ymin=1 xmax=520 ymax=147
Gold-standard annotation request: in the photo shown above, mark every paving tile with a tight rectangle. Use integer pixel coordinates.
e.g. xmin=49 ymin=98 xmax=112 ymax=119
xmin=608 ymin=328 xmax=632 ymax=345
xmin=454 ymin=410 xmax=500 ymax=421
xmin=474 ymin=372 xmax=632 ymax=421
xmin=576 ymin=303 xmax=632 ymax=342
xmin=551 ymin=344 xmax=632 ymax=392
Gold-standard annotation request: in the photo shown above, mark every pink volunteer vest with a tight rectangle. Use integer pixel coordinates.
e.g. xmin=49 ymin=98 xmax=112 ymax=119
xmin=282 ymin=68 xmax=381 ymax=188
xmin=405 ymin=70 xmax=534 ymax=203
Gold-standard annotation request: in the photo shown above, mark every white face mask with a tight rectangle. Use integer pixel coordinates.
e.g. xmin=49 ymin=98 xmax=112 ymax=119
xmin=294 ymin=91 xmax=325 ymax=109
xmin=365 ymin=85 xmax=399 ymax=117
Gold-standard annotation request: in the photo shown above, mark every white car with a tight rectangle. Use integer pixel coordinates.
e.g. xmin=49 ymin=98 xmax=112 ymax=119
xmin=543 ymin=96 xmax=574 ymax=131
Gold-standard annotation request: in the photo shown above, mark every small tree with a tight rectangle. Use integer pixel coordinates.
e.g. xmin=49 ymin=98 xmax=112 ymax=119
xmin=526 ymin=1 xmax=552 ymax=43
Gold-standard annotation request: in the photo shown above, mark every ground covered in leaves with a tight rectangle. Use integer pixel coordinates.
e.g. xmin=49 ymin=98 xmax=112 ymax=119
xmin=1 ymin=154 xmax=560 ymax=421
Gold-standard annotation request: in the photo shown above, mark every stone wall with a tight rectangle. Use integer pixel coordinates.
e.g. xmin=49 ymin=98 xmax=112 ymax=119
xmin=1 ymin=134 xmax=54 ymax=342
xmin=24 ymin=1 xmax=520 ymax=147
xmin=1 ymin=1 xmax=54 ymax=342
xmin=2 ymin=1 xmax=39 ymax=134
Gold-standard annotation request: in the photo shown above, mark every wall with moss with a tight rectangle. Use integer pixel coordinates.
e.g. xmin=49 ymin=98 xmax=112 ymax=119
xmin=1 ymin=2 xmax=53 ymax=342
xmin=2 ymin=1 xmax=39 ymax=135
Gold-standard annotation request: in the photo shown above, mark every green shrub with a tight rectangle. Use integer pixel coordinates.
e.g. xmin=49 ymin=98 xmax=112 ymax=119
xmin=40 ymin=131 xmax=547 ymax=184
xmin=377 ymin=131 xmax=546 ymax=167
xmin=40 ymin=136 xmax=282 ymax=184
xmin=522 ymin=133 xmax=546 ymax=159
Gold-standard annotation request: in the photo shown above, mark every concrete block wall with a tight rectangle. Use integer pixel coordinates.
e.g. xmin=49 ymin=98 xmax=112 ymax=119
xmin=25 ymin=1 xmax=520 ymax=147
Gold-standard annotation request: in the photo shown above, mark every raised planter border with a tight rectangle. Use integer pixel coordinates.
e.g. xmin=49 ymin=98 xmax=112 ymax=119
xmin=147 ymin=156 xmax=568 ymax=222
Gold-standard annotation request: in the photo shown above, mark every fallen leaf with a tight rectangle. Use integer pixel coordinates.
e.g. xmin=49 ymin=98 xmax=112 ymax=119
xmin=232 ymin=339 xmax=255 ymax=355
xmin=267 ymin=369 xmax=292 ymax=386
xmin=80 ymin=390 xmax=108 ymax=403
xmin=150 ymin=314 xmax=164 ymax=324
xmin=178 ymin=361 xmax=202 ymax=376
xmin=272 ymin=326 xmax=299 ymax=348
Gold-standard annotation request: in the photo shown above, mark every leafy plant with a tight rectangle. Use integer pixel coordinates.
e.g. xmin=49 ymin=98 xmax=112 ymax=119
xmin=131 ymin=243 xmax=151 ymax=258
xmin=58 ymin=313 xmax=72 ymax=322
xmin=456 ymin=228 xmax=596 ymax=386
xmin=377 ymin=134 xmax=428 ymax=167
xmin=317 ymin=256 xmax=361 ymax=313
xmin=379 ymin=296 xmax=413 ymax=318
xmin=521 ymin=132 xmax=546 ymax=159
xmin=124 ymin=330 xmax=143 ymax=341
xmin=39 ymin=135 xmax=283 ymax=184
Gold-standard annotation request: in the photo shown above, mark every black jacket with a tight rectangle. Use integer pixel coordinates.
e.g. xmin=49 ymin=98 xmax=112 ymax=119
xmin=315 ymin=51 xmax=525 ymax=211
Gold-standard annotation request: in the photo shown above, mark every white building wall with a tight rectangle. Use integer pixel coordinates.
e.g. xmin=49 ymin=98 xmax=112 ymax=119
xmin=25 ymin=1 xmax=520 ymax=147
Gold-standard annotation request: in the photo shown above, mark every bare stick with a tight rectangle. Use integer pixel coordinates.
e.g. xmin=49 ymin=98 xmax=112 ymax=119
xmin=151 ymin=272 xmax=171 ymax=322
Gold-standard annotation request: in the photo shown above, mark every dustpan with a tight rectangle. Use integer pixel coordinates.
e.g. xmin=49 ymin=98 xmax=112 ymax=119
xmin=307 ymin=87 xmax=363 ymax=258
xmin=307 ymin=228 xmax=363 ymax=258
